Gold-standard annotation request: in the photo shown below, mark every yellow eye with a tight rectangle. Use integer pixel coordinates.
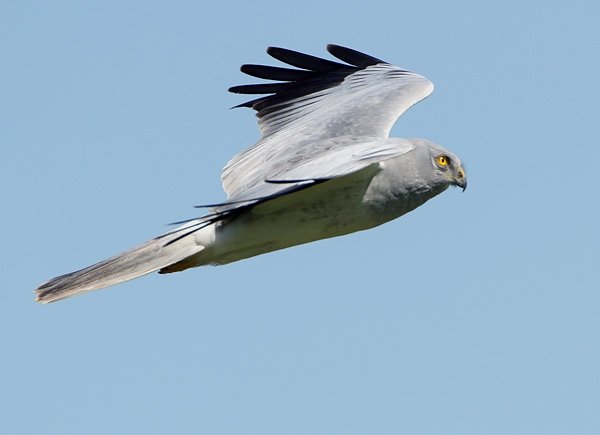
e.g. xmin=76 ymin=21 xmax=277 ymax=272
xmin=436 ymin=155 xmax=449 ymax=167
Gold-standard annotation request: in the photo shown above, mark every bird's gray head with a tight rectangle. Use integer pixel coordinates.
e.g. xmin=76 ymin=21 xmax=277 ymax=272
xmin=411 ymin=138 xmax=467 ymax=192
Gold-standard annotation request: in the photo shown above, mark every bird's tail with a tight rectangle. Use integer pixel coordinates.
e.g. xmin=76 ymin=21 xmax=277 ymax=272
xmin=34 ymin=223 xmax=209 ymax=304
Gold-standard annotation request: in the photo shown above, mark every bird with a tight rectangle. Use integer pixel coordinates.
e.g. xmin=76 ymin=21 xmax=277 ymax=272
xmin=34 ymin=44 xmax=467 ymax=303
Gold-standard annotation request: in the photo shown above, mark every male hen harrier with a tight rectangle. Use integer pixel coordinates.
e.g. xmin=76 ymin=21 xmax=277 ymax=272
xmin=35 ymin=44 xmax=466 ymax=303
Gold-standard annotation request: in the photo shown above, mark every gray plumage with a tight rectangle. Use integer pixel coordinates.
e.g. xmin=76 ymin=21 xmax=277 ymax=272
xmin=35 ymin=44 xmax=466 ymax=303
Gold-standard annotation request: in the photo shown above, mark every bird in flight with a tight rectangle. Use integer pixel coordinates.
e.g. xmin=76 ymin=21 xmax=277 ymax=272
xmin=35 ymin=44 xmax=466 ymax=303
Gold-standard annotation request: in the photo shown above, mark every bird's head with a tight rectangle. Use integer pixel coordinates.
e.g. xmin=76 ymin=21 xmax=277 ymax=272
xmin=413 ymin=139 xmax=467 ymax=192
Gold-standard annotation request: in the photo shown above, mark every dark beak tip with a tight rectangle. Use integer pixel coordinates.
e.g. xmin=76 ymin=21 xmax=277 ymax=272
xmin=453 ymin=178 xmax=467 ymax=192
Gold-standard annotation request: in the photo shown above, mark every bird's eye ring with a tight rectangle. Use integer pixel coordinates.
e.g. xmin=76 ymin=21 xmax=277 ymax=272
xmin=436 ymin=155 xmax=449 ymax=167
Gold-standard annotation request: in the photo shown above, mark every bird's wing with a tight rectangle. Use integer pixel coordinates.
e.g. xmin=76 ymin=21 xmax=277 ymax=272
xmin=222 ymin=44 xmax=433 ymax=198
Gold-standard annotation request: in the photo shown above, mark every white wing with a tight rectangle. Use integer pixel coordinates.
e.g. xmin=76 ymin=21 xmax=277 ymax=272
xmin=207 ymin=138 xmax=413 ymax=213
xmin=222 ymin=44 xmax=434 ymax=199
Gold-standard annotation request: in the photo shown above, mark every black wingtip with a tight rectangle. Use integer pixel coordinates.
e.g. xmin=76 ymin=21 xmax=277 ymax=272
xmin=229 ymin=44 xmax=388 ymax=115
xmin=326 ymin=44 xmax=386 ymax=67
xmin=266 ymin=46 xmax=346 ymax=71
xmin=240 ymin=64 xmax=317 ymax=82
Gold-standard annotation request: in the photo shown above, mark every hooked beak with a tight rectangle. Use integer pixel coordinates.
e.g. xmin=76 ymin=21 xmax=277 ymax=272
xmin=453 ymin=167 xmax=467 ymax=192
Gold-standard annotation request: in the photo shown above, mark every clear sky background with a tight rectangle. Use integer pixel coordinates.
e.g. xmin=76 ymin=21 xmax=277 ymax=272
xmin=2 ymin=1 xmax=599 ymax=434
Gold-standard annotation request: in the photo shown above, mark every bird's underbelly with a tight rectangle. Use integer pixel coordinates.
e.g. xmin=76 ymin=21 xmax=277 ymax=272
xmin=192 ymin=176 xmax=426 ymax=266
xmin=209 ymin=200 xmax=375 ymax=264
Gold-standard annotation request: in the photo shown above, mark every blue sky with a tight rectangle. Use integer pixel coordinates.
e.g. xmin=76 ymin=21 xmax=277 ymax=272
xmin=2 ymin=1 xmax=599 ymax=434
